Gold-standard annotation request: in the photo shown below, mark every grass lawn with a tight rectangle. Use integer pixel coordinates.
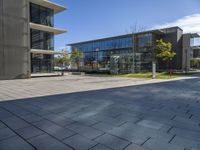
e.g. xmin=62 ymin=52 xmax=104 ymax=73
xmin=114 ymin=72 xmax=177 ymax=79
xmin=94 ymin=71 xmax=194 ymax=79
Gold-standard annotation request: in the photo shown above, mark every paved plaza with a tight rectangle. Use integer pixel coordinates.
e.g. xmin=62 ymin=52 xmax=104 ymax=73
xmin=0 ymin=75 xmax=200 ymax=150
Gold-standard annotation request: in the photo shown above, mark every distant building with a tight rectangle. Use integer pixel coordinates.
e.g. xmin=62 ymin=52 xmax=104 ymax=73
xmin=0 ymin=0 xmax=66 ymax=79
xmin=69 ymin=27 xmax=199 ymax=73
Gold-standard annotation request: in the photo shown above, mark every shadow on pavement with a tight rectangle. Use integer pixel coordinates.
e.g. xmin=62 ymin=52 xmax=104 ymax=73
xmin=0 ymin=77 xmax=200 ymax=149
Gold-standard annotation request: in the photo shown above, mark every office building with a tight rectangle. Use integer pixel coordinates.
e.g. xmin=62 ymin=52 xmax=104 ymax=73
xmin=0 ymin=0 xmax=66 ymax=79
xmin=69 ymin=27 xmax=199 ymax=73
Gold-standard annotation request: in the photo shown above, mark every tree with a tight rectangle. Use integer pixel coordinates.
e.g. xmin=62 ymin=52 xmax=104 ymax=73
xmin=156 ymin=39 xmax=176 ymax=61
xmin=155 ymin=39 xmax=176 ymax=76
xmin=54 ymin=53 xmax=70 ymax=67
xmin=70 ymin=48 xmax=84 ymax=70
xmin=125 ymin=23 xmax=146 ymax=34
xmin=191 ymin=58 xmax=200 ymax=68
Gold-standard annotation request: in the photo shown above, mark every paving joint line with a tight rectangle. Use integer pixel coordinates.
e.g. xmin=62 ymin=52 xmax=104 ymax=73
xmin=168 ymin=134 xmax=176 ymax=143
xmin=92 ymin=132 xmax=106 ymax=141
xmin=141 ymin=137 xmax=151 ymax=146
xmin=0 ymin=120 xmax=38 ymax=150
xmin=1 ymin=107 xmax=75 ymax=150
xmin=167 ymin=126 xmax=173 ymax=133
xmin=170 ymin=115 xmax=176 ymax=120
xmin=108 ymin=133 xmax=132 ymax=143
xmin=121 ymin=142 xmax=133 ymax=150
xmin=118 ymin=121 xmax=128 ymax=127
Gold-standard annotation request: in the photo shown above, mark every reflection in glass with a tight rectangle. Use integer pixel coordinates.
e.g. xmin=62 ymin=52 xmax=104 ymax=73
xmin=30 ymin=3 xmax=54 ymax=27
xmin=31 ymin=29 xmax=54 ymax=50
xmin=31 ymin=54 xmax=53 ymax=73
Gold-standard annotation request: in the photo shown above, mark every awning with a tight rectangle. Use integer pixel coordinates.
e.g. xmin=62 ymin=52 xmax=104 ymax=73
xmin=30 ymin=23 xmax=66 ymax=35
xmin=31 ymin=49 xmax=67 ymax=55
xmin=30 ymin=0 xmax=66 ymax=14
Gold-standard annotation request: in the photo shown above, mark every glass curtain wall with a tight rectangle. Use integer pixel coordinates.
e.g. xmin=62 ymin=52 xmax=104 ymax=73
xmin=135 ymin=33 xmax=153 ymax=72
xmin=30 ymin=3 xmax=54 ymax=27
xmin=110 ymin=54 xmax=134 ymax=74
xmin=30 ymin=3 xmax=54 ymax=73
xmin=31 ymin=54 xmax=53 ymax=73
xmin=31 ymin=29 xmax=54 ymax=50
xmin=72 ymin=36 xmax=133 ymax=71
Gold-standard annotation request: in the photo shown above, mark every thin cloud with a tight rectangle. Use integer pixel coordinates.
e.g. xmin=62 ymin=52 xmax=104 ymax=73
xmin=152 ymin=14 xmax=200 ymax=34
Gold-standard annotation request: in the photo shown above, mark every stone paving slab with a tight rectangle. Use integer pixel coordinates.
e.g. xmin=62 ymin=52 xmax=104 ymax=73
xmin=63 ymin=134 xmax=97 ymax=150
xmin=66 ymin=122 xmax=104 ymax=140
xmin=28 ymin=134 xmax=72 ymax=150
xmin=1 ymin=116 xmax=31 ymax=130
xmin=42 ymin=113 xmax=75 ymax=127
xmin=169 ymin=127 xmax=200 ymax=141
xmin=170 ymin=135 xmax=200 ymax=149
xmin=0 ymin=108 xmax=13 ymax=120
xmin=0 ymin=122 xmax=6 ymax=129
xmin=89 ymin=144 xmax=112 ymax=150
xmin=94 ymin=134 xmax=131 ymax=150
xmin=15 ymin=126 xmax=44 ymax=140
xmin=20 ymin=114 xmax=44 ymax=123
xmin=92 ymin=122 xmax=117 ymax=132
xmin=0 ymin=136 xmax=35 ymax=150
xmin=143 ymin=138 xmax=185 ymax=150
xmin=0 ymin=75 xmax=200 ymax=149
xmin=0 ymin=75 xmax=191 ymax=102
xmin=124 ymin=143 xmax=148 ymax=150
xmin=33 ymin=120 xmax=76 ymax=140
xmin=0 ymin=127 xmax=16 ymax=141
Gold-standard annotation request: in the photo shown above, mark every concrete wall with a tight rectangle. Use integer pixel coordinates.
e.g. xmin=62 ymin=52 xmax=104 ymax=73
xmin=0 ymin=0 xmax=30 ymax=79
xmin=182 ymin=34 xmax=192 ymax=71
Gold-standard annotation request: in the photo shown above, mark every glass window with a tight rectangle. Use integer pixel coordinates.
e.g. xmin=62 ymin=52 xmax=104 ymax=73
xmin=138 ymin=33 xmax=152 ymax=47
xmin=30 ymin=3 xmax=54 ymax=27
xmin=31 ymin=29 xmax=54 ymax=50
xmin=31 ymin=54 xmax=53 ymax=73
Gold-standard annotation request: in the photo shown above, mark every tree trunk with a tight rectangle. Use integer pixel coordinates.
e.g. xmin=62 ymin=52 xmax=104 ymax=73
xmin=168 ymin=59 xmax=172 ymax=77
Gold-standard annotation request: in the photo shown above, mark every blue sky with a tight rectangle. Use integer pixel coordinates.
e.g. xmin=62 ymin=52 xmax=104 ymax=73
xmin=51 ymin=0 xmax=200 ymax=50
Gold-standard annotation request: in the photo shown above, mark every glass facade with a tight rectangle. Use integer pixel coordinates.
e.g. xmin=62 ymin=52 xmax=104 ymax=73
xmin=110 ymin=54 xmax=134 ymax=74
xmin=71 ymin=36 xmax=133 ymax=71
xmin=71 ymin=34 xmax=156 ymax=73
xmin=30 ymin=3 xmax=55 ymax=73
xmin=31 ymin=29 xmax=54 ymax=50
xmin=135 ymin=33 xmax=154 ymax=71
xmin=74 ymin=36 xmax=133 ymax=52
xmin=31 ymin=54 xmax=53 ymax=73
xmin=138 ymin=33 xmax=152 ymax=48
xmin=30 ymin=3 xmax=54 ymax=27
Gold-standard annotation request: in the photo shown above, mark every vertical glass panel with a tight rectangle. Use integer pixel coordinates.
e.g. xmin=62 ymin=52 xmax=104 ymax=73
xmin=31 ymin=29 xmax=54 ymax=50
xmin=31 ymin=54 xmax=53 ymax=73
xmin=138 ymin=33 xmax=152 ymax=47
xmin=30 ymin=3 xmax=54 ymax=27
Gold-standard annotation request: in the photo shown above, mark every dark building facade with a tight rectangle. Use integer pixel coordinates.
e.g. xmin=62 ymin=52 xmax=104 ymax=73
xmin=69 ymin=27 xmax=198 ymax=73
xmin=0 ymin=0 xmax=66 ymax=79
xmin=193 ymin=49 xmax=200 ymax=58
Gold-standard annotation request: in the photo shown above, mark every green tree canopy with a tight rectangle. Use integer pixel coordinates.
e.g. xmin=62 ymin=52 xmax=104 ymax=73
xmin=191 ymin=58 xmax=200 ymax=68
xmin=54 ymin=53 xmax=69 ymax=66
xmin=70 ymin=48 xmax=84 ymax=69
xmin=155 ymin=39 xmax=176 ymax=61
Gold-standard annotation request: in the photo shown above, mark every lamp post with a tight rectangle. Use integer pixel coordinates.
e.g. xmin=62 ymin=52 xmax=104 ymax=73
xmin=170 ymin=57 xmax=172 ymax=77
xmin=185 ymin=49 xmax=188 ymax=73
xmin=152 ymin=61 xmax=156 ymax=79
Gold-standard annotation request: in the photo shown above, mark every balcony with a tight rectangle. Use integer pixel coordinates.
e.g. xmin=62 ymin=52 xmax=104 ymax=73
xmin=30 ymin=22 xmax=66 ymax=35
xmin=29 ymin=0 xmax=66 ymax=14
